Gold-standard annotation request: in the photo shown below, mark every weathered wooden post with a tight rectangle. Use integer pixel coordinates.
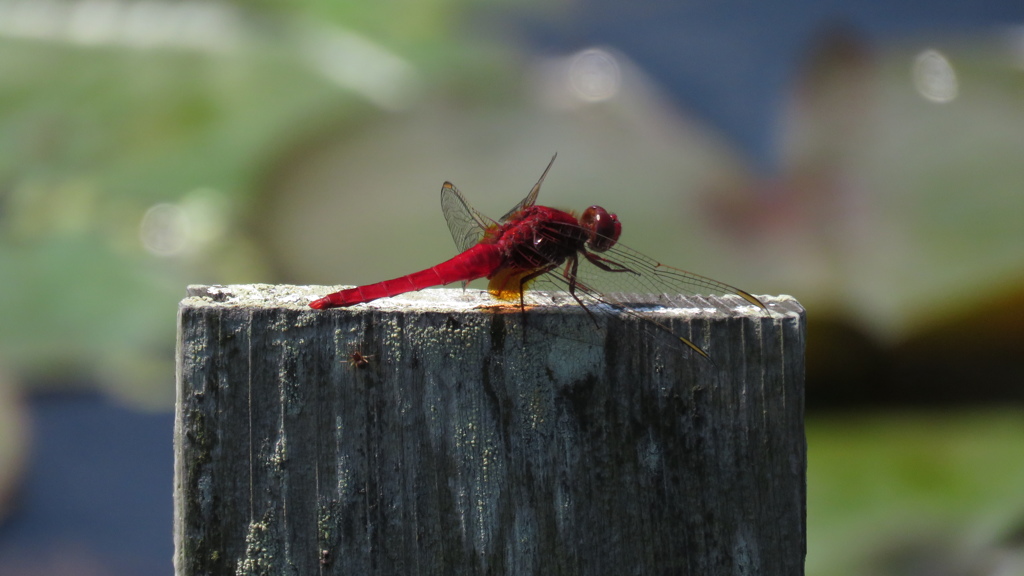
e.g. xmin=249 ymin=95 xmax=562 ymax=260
xmin=174 ymin=284 xmax=806 ymax=575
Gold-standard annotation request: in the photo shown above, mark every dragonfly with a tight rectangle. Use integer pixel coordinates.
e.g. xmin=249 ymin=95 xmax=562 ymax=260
xmin=310 ymin=155 xmax=766 ymax=359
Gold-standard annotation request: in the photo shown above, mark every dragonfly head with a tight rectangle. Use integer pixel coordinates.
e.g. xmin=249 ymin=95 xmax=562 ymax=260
xmin=581 ymin=205 xmax=621 ymax=252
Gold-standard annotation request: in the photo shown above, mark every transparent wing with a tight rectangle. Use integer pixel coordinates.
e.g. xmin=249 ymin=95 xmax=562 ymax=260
xmin=537 ymin=244 xmax=764 ymax=309
xmin=441 ymin=181 xmax=495 ymax=253
xmin=576 ymin=243 xmax=765 ymax=308
xmin=520 ymin=222 xmax=766 ymax=358
xmin=498 ymin=153 xmax=558 ymax=222
xmin=441 ymin=153 xmax=558 ymax=251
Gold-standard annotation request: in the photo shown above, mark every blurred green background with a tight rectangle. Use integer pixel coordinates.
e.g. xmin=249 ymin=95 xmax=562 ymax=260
xmin=1 ymin=1 xmax=1023 ymax=574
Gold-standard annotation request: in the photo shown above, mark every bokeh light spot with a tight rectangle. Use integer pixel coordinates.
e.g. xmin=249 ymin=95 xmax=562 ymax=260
xmin=568 ymin=48 xmax=622 ymax=102
xmin=912 ymin=49 xmax=958 ymax=103
xmin=139 ymin=203 xmax=189 ymax=257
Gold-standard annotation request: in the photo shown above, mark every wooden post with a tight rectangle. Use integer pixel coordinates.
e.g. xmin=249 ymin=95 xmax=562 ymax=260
xmin=175 ymin=284 xmax=806 ymax=576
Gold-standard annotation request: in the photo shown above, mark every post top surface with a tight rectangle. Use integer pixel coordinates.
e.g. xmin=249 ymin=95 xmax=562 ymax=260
xmin=181 ymin=284 xmax=803 ymax=320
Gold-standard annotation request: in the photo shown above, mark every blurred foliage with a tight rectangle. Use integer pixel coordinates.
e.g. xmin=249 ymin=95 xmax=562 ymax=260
xmin=808 ymin=410 xmax=1024 ymax=576
xmin=0 ymin=369 xmax=28 ymax=522
xmin=0 ymin=0 xmax=517 ymax=406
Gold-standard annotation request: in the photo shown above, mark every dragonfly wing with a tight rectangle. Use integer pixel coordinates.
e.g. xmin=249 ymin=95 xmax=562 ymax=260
xmin=522 ymin=262 xmax=718 ymax=360
xmin=498 ymin=153 xmax=558 ymax=222
xmin=543 ymin=245 xmax=764 ymax=317
xmin=581 ymin=242 xmax=767 ymax=309
xmin=441 ymin=181 xmax=495 ymax=253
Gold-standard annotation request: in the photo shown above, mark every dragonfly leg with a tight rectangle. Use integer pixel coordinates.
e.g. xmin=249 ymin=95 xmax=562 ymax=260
xmin=561 ymin=255 xmax=602 ymax=329
xmin=582 ymin=250 xmax=639 ymax=275
xmin=511 ymin=263 xmax=559 ymax=346
xmin=515 ymin=263 xmax=558 ymax=309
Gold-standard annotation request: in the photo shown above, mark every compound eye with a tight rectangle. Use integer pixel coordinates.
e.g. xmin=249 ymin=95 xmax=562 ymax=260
xmin=580 ymin=206 xmax=621 ymax=252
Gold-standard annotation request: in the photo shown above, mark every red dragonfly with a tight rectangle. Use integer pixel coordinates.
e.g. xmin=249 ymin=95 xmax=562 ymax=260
xmin=310 ymin=155 xmax=765 ymax=359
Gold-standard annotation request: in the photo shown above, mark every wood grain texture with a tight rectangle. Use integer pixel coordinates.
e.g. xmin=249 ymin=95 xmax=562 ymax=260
xmin=175 ymin=284 xmax=806 ymax=576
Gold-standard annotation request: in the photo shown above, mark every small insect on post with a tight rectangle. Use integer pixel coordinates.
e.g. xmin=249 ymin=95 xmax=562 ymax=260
xmin=175 ymin=284 xmax=806 ymax=576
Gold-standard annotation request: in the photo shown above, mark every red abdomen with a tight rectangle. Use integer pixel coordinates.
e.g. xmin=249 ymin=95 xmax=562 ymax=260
xmin=310 ymin=243 xmax=504 ymax=309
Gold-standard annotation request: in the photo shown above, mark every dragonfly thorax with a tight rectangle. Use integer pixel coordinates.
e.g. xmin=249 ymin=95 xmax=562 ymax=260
xmin=495 ymin=205 xmax=585 ymax=271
